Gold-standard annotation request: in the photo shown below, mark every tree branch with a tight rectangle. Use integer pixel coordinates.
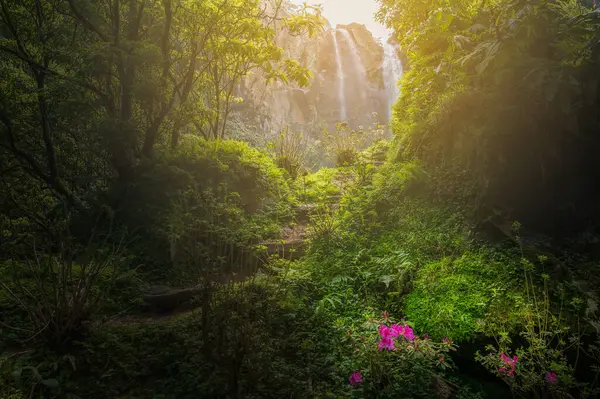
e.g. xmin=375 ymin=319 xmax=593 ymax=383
xmin=0 ymin=111 xmax=52 ymax=186
xmin=67 ymin=0 xmax=109 ymax=42
xmin=0 ymin=45 xmax=110 ymax=104
xmin=0 ymin=111 xmax=83 ymax=209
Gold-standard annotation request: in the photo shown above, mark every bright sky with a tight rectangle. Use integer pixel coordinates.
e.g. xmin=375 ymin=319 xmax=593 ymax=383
xmin=291 ymin=0 xmax=391 ymax=39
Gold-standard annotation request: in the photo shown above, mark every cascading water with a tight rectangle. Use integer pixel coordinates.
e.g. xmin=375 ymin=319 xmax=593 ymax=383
xmin=383 ymin=42 xmax=403 ymax=120
xmin=339 ymin=28 xmax=367 ymax=101
xmin=332 ymin=30 xmax=347 ymax=121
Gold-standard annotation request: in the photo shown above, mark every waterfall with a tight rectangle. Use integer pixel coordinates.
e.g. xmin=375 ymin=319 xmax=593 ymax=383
xmin=383 ymin=42 xmax=403 ymax=121
xmin=339 ymin=29 xmax=367 ymax=101
xmin=332 ymin=30 xmax=347 ymax=121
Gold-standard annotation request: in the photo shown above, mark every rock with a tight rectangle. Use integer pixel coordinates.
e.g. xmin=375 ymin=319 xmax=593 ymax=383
xmin=143 ymin=286 xmax=202 ymax=312
xmin=328 ymin=194 xmax=342 ymax=203
xmin=293 ymin=204 xmax=318 ymax=224
xmin=260 ymin=221 xmax=310 ymax=260
xmin=236 ymin=12 xmax=402 ymax=135
xmin=145 ymin=285 xmax=171 ymax=295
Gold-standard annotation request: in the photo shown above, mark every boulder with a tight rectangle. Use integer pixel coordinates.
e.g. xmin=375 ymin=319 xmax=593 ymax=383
xmin=143 ymin=286 xmax=202 ymax=312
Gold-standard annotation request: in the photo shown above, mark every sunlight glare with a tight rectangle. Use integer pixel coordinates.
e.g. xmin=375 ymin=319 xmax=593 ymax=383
xmin=290 ymin=0 xmax=390 ymax=39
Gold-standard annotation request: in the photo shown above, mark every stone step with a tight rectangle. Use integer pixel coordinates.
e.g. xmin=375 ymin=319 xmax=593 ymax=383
xmin=260 ymin=238 xmax=308 ymax=260
xmin=293 ymin=204 xmax=318 ymax=224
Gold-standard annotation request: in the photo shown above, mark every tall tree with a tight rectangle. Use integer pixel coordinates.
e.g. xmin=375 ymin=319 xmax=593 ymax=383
xmin=0 ymin=0 xmax=323 ymax=245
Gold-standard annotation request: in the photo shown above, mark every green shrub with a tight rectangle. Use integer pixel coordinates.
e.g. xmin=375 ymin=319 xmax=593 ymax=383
xmin=0 ymin=242 xmax=129 ymax=347
xmin=172 ymin=136 xmax=294 ymax=217
xmin=475 ymin=252 xmax=600 ymax=397
xmin=306 ymin=165 xmax=525 ymax=343
xmin=338 ymin=314 xmax=460 ymax=398
xmin=335 ymin=148 xmax=358 ymax=167
xmin=270 ymin=126 xmax=310 ymax=179
xmin=293 ymin=167 xmax=342 ymax=204
xmin=43 ymin=281 xmax=316 ymax=399
xmin=322 ymin=120 xmax=385 ymax=168
xmin=360 ymin=140 xmax=390 ymax=164
xmin=118 ymin=137 xmax=295 ymax=281
xmin=405 ymin=250 xmax=521 ymax=341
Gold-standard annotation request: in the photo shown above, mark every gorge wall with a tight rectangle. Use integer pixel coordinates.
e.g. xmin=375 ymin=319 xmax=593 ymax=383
xmin=232 ymin=20 xmax=403 ymax=140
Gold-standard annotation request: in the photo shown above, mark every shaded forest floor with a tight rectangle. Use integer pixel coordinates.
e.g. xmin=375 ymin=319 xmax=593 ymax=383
xmin=2 ymin=160 xmax=600 ymax=399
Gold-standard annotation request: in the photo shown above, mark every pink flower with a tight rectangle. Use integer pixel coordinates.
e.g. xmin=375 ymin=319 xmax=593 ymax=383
xmin=390 ymin=324 xmax=404 ymax=338
xmin=378 ymin=336 xmax=395 ymax=351
xmin=349 ymin=371 xmax=362 ymax=386
xmin=423 ymin=334 xmax=430 ymax=340
xmin=545 ymin=371 xmax=557 ymax=385
xmin=500 ymin=353 xmax=518 ymax=366
xmin=402 ymin=325 xmax=415 ymax=341
xmin=443 ymin=337 xmax=452 ymax=344
xmin=499 ymin=353 xmax=518 ymax=377
xmin=382 ymin=311 xmax=389 ymax=320
xmin=379 ymin=324 xmax=392 ymax=338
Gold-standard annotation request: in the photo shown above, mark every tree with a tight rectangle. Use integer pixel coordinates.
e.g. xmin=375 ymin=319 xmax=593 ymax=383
xmin=0 ymin=0 xmax=323 ymax=261
xmin=0 ymin=0 xmax=323 ymax=211
xmin=185 ymin=0 xmax=321 ymax=141
xmin=377 ymin=0 xmax=600 ymax=232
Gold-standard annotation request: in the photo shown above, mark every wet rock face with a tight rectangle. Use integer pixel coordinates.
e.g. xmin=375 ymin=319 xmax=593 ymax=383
xmin=239 ymin=21 xmax=403 ymax=134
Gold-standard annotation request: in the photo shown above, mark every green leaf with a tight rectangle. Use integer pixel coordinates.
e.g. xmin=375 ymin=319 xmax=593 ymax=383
xmin=441 ymin=14 xmax=454 ymax=30
xmin=379 ymin=275 xmax=394 ymax=288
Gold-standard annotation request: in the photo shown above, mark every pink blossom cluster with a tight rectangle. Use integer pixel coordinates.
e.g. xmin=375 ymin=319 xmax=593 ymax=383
xmin=348 ymin=316 xmax=430 ymax=387
xmin=349 ymin=371 xmax=362 ymax=386
xmin=497 ymin=354 xmax=558 ymax=385
xmin=378 ymin=323 xmax=415 ymax=351
xmin=545 ymin=371 xmax=557 ymax=385
xmin=499 ymin=353 xmax=518 ymax=376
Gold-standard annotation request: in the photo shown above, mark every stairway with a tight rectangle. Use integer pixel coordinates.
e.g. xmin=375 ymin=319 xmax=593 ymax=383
xmin=259 ymin=203 xmax=317 ymax=260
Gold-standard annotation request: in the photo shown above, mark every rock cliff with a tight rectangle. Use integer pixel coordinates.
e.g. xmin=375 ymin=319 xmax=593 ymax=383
xmin=233 ymin=17 xmax=403 ymax=139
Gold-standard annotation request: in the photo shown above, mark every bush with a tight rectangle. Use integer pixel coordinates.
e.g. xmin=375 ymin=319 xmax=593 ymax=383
xmin=270 ymin=126 xmax=310 ymax=179
xmin=323 ymin=120 xmax=385 ymax=168
xmin=306 ymin=163 xmax=525 ymax=344
xmin=337 ymin=314 xmax=460 ymax=398
xmin=0 ymin=239 xmax=128 ymax=347
xmin=118 ymin=137 xmax=295 ymax=281
xmin=171 ymin=136 xmax=294 ymax=217
xmin=475 ymin=252 xmax=600 ymax=397
xmin=16 ymin=280 xmax=318 ymax=399
xmin=293 ymin=167 xmax=342 ymax=204
xmin=405 ymin=250 xmax=521 ymax=341
xmin=360 ymin=140 xmax=390 ymax=164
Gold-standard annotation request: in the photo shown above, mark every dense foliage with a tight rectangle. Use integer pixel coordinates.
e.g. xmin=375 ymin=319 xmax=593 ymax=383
xmin=378 ymin=0 xmax=600 ymax=235
xmin=2 ymin=0 xmax=600 ymax=398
